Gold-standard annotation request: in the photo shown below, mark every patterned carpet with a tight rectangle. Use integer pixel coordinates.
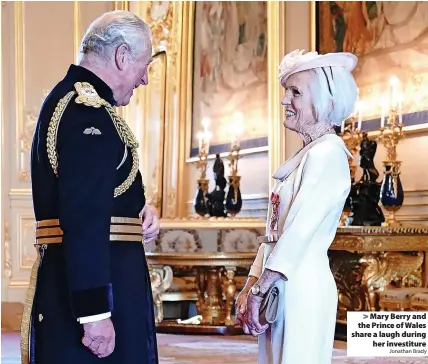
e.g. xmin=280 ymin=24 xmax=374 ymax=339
xmin=2 ymin=332 xmax=428 ymax=363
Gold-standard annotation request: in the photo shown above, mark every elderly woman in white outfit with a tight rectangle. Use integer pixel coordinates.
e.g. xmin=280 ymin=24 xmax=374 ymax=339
xmin=235 ymin=50 xmax=358 ymax=364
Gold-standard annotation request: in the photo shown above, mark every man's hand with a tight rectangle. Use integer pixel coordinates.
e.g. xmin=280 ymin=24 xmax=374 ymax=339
xmin=140 ymin=205 xmax=160 ymax=244
xmin=82 ymin=318 xmax=115 ymax=358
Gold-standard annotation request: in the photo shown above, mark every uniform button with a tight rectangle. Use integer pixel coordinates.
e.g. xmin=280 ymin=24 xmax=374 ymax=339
xmin=38 ymin=314 xmax=43 ymax=322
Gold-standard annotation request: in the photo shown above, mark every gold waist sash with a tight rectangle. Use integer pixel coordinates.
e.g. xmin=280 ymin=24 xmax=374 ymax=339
xmin=21 ymin=216 xmax=143 ymax=364
xmin=35 ymin=216 xmax=142 ymax=245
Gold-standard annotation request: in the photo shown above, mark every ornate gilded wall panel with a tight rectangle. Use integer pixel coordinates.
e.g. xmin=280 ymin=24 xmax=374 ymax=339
xmin=135 ymin=1 xmax=179 ymax=219
xmin=139 ymin=51 xmax=167 ymax=216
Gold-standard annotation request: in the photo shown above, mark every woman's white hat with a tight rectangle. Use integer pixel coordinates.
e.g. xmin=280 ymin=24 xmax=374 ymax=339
xmin=279 ymin=49 xmax=358 ymax=83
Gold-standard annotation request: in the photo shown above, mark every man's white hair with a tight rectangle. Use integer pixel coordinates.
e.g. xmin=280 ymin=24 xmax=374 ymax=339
xmin=308 ymin=66 xmax=357 ymax=126
xmin=77 ymin=10 xmax=152 ymax=63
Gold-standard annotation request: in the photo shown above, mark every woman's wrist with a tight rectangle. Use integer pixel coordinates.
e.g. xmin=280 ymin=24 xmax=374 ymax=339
xmin=243 ymin=276 xmax=258 ymax=290
xmin=256 ymin=269 xmax=285 ymax=294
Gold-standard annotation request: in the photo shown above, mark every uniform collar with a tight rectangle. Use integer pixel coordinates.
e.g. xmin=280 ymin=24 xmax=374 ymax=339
xmin=272 ymin=133 xmax=352 ymax=181
xmin=64 ymin=64 xmax=116 ymax=106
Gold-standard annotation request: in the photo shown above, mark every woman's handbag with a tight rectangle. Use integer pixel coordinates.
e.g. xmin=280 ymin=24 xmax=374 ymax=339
xmin=258 ymin=280 xmax=282 ymax=326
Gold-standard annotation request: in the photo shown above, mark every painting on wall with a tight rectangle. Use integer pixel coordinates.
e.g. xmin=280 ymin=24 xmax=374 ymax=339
xmin=316 ymin=1 xmax=428 ymax=133
xmin=190 ymin=1 xmax=268 ymax=157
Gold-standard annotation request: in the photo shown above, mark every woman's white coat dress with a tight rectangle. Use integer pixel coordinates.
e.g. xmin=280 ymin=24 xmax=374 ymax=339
xmin=249 ymin=134 xmax=352 ymax=364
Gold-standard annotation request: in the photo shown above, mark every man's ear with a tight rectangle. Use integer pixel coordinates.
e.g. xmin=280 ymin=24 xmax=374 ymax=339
xmin=114 ymin=44 xmax=131 ymax=71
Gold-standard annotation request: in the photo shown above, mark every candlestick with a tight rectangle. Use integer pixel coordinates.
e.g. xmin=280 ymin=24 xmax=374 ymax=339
xmin=194 ymin=139 xmax=210 ymax=216
xmin=377 ymin=97 xmax=405 ymax=227
xmin=340 ymin=118 xmax=363 ymax=181
xmin=226 ymin=141 xmax=243 ymax=217
xmin=339 ymin=118 xmax=363 ymax=226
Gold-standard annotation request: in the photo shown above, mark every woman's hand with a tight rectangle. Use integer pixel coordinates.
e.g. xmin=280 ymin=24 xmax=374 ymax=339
xmin=243 ymin=293 xmax=269 ymax=336
xmin=235 ymin=276 xmax=258 ymax=327
xmin=235 ymin=287 xmax=250 ymax=327
xmin=242 ymin=269 xmax=285 ymax=336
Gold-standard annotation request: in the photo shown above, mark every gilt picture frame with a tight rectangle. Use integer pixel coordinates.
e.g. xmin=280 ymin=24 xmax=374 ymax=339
xmin=139 ymin=51 xmax=167 ymax=217
xmin=185 ymin=1 xmax=270 ymax=159
xmin=314 ymin=1 xmax=428 ymax=136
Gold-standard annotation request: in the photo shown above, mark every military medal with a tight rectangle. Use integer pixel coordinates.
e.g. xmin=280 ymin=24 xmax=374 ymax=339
xmin=269 ymin=182 xmax=283 ymax=233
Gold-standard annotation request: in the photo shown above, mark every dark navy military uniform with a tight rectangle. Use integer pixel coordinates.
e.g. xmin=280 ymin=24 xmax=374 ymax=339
xmin=22 ymin=65 xmax=158 ymax=364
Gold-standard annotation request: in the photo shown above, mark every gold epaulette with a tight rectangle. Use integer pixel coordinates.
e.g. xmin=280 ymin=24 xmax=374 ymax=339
xmin=46 ymin=82 xmax=139 ymax=198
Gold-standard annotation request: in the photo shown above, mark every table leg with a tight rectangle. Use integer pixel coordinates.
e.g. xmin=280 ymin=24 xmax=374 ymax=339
xmin=222 ymin=267 xmax=236 ymax=326
xmin=196 ymin=268 xmax=207 ymax=314
xmin=197 ymin=267 xmax=226 ymax=325
xmin=360 ymin=251 xmax=425 ymax=311
xmin=149 ymin=265 xmax=173 ymax=324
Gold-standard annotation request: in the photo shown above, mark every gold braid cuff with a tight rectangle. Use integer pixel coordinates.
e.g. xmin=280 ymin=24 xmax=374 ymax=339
xmin=46 ymin=81 xmax=140 ymax=198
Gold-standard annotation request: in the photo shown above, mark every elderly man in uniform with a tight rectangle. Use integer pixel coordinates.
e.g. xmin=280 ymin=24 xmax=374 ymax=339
xmin=21 ymin=10 xmax=159 ymax=364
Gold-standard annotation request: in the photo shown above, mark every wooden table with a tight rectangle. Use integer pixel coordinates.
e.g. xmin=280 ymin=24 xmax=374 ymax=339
xmin=330 ymin=226 xmax=428 ymax=340
xmin=146 ymin=225 xmax=428 ymax=336
xmin=146 ymin=252 xmax=256 ymax=334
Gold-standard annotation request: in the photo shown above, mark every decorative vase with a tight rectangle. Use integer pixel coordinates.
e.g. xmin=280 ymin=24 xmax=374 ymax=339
xmin=194 ymin=180 xmax=210 ymax=217
xmin=379 ymin=162 xmax=404 ymax=226
xmin=225 ymin=176 xmax=242 ymax=216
